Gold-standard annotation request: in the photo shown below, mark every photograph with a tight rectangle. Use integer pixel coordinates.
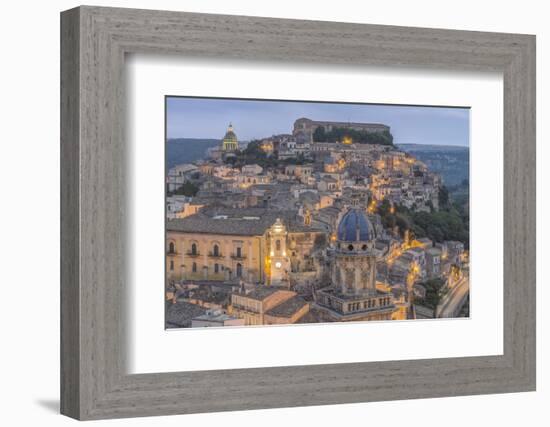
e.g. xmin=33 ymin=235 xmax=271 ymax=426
xmin=164 ymin=97 xmax=470 ymax=328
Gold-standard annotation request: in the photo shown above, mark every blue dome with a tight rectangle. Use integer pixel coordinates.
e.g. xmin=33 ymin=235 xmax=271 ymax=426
xmin=337 ymin=209 xmax=375 ymax=242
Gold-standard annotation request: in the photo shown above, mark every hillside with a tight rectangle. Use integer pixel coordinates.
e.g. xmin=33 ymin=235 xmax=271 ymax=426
xmin=397 ymin=143 xmax=469 ymax=186
xmin=166 ymin=138 xmax=220 ymax=168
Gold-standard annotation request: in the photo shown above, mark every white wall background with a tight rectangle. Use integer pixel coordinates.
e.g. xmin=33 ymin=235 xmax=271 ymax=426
xmin=0 ymin=1 xmax=546 ymax=426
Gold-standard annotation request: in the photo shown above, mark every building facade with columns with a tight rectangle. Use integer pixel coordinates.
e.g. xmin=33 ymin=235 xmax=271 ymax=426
xmin=316 ymin=207 xmax=405 ymax=321
xmin=166 ymin=207 xmax=325 ymax=286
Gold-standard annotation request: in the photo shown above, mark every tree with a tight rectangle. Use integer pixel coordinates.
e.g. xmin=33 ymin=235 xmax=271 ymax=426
xmin=418 ymin=278 xmax=445 ymax=309
xmin=386 ymin=202 xmax=469 ymax=249
xmin=173 ymin=181 xmax=199 ymax=197
xmin=438 ymin=185 xmax=450 ymax=209
xmin=312 ymin=126 xmax=326 ymax=142
xmin=318 ymin=127 xmax=394 ymax=145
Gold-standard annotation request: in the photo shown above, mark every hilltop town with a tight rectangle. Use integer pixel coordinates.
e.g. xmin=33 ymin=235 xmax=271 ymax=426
xmin=165 ymin=117 xmax=469 ymax=328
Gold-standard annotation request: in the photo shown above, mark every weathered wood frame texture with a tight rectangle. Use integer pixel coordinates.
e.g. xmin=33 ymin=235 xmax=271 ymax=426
xmin=60 ymin=5 xmax=536 ymax=420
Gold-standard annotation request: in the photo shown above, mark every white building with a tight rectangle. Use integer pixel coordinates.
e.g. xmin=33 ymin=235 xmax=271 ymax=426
xmin=191 ymin=309 xmax=245 ymax=328
xmin=167 ymin=164 xmax=199 ymax=192
xmin=242 ymin=164 xmax=263 ymax=175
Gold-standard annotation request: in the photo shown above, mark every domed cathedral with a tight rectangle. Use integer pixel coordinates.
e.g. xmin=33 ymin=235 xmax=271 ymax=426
xmin=315 ymin=207 xmax=402 ymax=321
xmin=333 ymin=209 xmax=378 ymax=293
xmin=221 ymin=123 xmax=239 ymax=152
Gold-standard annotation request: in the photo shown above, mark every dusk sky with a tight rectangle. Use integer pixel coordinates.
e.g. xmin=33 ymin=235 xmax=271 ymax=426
xmin=166 ymin=97 xmax=470 ymax=147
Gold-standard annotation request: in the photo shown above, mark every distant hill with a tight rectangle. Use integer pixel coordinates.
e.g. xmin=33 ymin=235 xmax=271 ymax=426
xmin=397 ymin=143 xmax=469 ymax=186
xmin=167 ymin=138 xmax=220 ymax=168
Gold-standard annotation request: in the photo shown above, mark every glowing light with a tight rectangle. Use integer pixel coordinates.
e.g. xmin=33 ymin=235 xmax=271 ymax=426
xmin=342 ymin=136 xmax=352 ymax=145
xmin=275 ymin=262 xmax=282 ymax=269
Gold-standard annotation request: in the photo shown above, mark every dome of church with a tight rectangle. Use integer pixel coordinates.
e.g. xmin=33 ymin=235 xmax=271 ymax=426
xmin=223 ymin=123 xmax=237 ymax=142
xmin=337 ymin=208 xmax=375 ymax=242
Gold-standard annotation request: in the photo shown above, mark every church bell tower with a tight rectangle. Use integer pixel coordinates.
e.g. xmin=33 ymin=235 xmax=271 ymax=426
xmin=268 ymin=218 xmax=290 ymax=287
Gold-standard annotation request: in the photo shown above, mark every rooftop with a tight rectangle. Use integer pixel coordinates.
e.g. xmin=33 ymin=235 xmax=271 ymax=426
xmin=265 ymin=295 xmax=308 ymax=317
xmin=166 ymin=301 xmax=206 ymax=328
xmin=234 ymin=286 xmax=282 ymax=301
xmin=318 ymin=287 xmax=388 ymax=301
xmin=192 ymin=312 xmax=238 ymax=322
xmin=167 ymin=207 xmax=323 ymax=236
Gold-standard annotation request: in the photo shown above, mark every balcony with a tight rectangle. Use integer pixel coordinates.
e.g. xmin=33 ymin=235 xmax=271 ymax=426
xmin=230 ymin=253 xmax=247 ymax=260
xmin=166 ymin=251 xmax=179 ymax=256
xmin=208 ymin=252 xmax=224 ymax=259
xmin=186 ymin=251 xmax=201 ymax=257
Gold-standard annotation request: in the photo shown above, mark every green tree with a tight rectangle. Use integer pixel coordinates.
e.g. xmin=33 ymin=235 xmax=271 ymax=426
xmin=173 ymin=181 xmax=199 ymax=197
xmin=312 ymin=126 xmax=326 ymax=142
xmin=439 ymin=185 xmax=450 ymax=209
xmin=418 ymin=278 xmax=445 ymax=309
xmin=313 ymin=126 xmax=394 ymax=146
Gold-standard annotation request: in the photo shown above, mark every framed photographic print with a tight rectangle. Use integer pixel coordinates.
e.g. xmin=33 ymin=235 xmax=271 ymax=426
xmin=61 ymin=6 xmax=536 ymax=420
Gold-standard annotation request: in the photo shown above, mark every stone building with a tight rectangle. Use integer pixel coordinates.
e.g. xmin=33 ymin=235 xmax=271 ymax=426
xmin=166 ymin=207 xmax=326 ymax=286
xmin=293 ymin=117 xmax=390 ymax=143
xmin=190 ymin=309 xmax=245 ymax=328
xmin=316 ymin=207 xmax=404 ymax=321
xmin=230 ymin=287 xmax=309 ymax=325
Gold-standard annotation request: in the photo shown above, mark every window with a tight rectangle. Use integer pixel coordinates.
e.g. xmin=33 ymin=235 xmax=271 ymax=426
xmin=214 ymin=263 xmax=219 ymax=273
xmin=276 ymin=240 xmax=281 ymax=252
xmin=236 ymin=247 xmax=242 ymax=258
xmin=192 ymin=262 xmax=197 ymax=273
xmin=236 ymin=263 xmax=242 ymax=278
xmin=168 ymin=242 xmax=175 ymax=254
xmin=191 ymin=243 xmax=197 ymax=255
xmin=169 ymin=260 xmax=174 ymax=271
xmin=213 ymin=244 xmax=219 ymax=257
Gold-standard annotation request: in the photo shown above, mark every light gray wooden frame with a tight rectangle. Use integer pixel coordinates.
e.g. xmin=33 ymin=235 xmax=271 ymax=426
xmin=60 ymin=5 xmax=536 ymax=421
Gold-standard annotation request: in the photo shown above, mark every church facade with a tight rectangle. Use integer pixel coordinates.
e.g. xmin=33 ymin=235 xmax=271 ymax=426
xmin=166 ymin=208 xmax=324 ymax=287
xmin=315 ymin=207 xmax=404 ymax=321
